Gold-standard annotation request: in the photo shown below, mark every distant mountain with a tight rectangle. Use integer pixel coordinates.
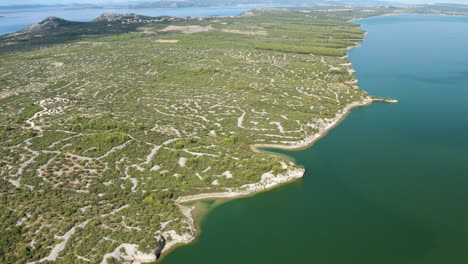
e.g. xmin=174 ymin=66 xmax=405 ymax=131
xmin=0 ymin=12 xmax=198 ymax=54
xmin=327 ymin=0 xmax=403 ymax=6
xmin=410 ymin=2 xmax=468 ymax=12
xmin=127 ymin=1 xmax=193 ymax=9
xmin=15 ymin=13 xmax=159 ymax=35
xmin=93 ymin=13 xmax=154 ymax=23
xmin=0 ymin=4 xmax=65 ymax=9
xmin=125 ymin=0 xmax=404 ymax=9
xmin=431 ymin=3 xmax=468 ymax=9
xmin=0 ymin=0 xmax=407 ymax=11
xmin=0 ymin=4 xmax=99 ymax=9
xmin=19 ymin=17 xmax=83 ymax=34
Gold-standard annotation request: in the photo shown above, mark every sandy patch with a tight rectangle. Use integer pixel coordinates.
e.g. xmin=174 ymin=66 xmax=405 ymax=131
xmin=77 ymin=41 xmax=107 ymax=46
xmin=178 ymin=157 xmax=187 ymax=167
xmin=137 ymin=27 xmax=155 ymax=34
xmin=160 ymin=25 xmax=213 ymax=34
xmin=154 ymin=39 xmax=179 ymax=43
xmin=0 ymin=42 xmax=18 ymax=46
xmin=221 ymin=29 xmax=268 ymax=36
xmin=51 ymin=62 xmax=64 ymax=68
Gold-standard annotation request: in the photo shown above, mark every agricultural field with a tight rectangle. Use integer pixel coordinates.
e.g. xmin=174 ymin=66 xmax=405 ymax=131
xmin=1 ymin=6 xmax=466 ymax=264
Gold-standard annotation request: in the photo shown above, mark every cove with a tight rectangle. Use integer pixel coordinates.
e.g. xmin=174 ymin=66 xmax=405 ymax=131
xmin=160 ymin=14 xmax=468 ymax=264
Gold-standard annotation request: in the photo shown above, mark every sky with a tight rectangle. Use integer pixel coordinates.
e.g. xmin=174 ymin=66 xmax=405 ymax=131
xmin=402 ymin=0 xmax=468 ymax=3
xmin=0 ymin=0 xmax=142 ymax=5
xmin=1 ymin=0 xmax=468 ymax=5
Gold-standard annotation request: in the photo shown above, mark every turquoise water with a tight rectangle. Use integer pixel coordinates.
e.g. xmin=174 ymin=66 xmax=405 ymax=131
xmin=0 ymin=5 xmax=290 ymax=35
xmin=160 ymin=14 xmax=468 ymax=264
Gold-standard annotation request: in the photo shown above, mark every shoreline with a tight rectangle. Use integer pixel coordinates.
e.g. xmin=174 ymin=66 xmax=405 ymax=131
xmin=153 ymin=12 xmax=465 ymax=264
xmin=251 ymin=97 xmax=371 ymax=152
xmin=146 ymin=11 xmax=401 ymax=263
xmin=156 ymin=96 xmax=400 ymax=260
xmin=158 ymin=167 xmax=305 ymax=259
xmin=152 ymin=18 xmax=400 ymax=261
xmin=251 ymin=97 xmax=397 ymax=152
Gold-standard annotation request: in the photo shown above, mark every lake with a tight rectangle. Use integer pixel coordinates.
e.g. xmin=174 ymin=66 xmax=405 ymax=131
xmin=0 ymin=4 xmax=290 ymax=35
xmin=159 ymin=14 xmax=468 ymax=264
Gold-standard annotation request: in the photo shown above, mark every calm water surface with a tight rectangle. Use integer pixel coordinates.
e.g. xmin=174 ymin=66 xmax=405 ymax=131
xmin=160 ymin=14 xmax=468 ymax=264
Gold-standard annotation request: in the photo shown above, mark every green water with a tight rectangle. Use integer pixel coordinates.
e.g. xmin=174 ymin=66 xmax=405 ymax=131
xmin=160 ymin=14 xmax=468 ymax=264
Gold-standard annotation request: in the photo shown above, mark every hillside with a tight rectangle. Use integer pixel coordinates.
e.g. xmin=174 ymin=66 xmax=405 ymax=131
xmin=19 ymin=17 xmax=83 ymax=34
xmin=0 ymin=13 xmax=194 ymax=54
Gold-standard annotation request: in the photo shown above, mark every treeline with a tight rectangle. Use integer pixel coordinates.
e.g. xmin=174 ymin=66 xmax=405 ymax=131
xmin=266 ymin=38 xmax=356 ymax=49
xmin=253 ymin=42 xmax=346 ymax=56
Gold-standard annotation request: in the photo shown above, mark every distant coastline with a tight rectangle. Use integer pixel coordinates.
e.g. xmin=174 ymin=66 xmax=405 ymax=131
xmin=0 ymin=4 xmax=290 ymax=36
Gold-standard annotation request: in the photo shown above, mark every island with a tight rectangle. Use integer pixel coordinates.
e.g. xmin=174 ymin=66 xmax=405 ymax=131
xmin=1 ymin=5 xmax=467 ymax=264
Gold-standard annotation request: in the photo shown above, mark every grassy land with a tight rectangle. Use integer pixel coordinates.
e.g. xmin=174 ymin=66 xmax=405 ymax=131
xmin=1 ymin=5 xmax=467 ymax=264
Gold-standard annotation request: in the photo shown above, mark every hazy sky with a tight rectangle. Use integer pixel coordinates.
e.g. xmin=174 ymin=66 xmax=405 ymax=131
xmin=1 ymin=0 xmax=468 ymax=5
xmin=401 ymin=0 xmax=468 ymax=3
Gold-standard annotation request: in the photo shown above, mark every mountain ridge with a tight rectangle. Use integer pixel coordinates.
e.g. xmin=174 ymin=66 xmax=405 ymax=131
xmin=19 ymin=16 xmax=82 ymax=34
